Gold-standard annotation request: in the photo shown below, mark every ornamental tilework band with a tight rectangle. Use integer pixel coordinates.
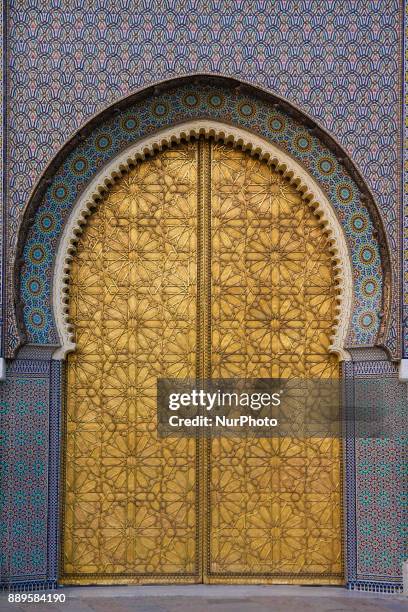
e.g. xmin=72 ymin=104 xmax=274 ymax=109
xmin=0 ymin=360 xmax=59 ymax=588
xmin=345 ymin=360 xmax=407 ymax=592
xmin=4 ymin=1 xmax=401 ymax=357
xmin=20 ymin=83 xmax=384 ymax=350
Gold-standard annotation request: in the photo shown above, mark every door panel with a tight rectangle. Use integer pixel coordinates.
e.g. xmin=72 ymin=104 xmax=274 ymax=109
xmin=62 ymin=143 xmax=200 ymax=583
xmin=208 ymin=142 xmax=343 ymax=583
xmin=62 ymin=138 xmax=343 ymax=585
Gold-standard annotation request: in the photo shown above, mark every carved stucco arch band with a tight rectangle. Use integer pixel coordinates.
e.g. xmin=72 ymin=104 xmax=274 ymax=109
xmin=53 ymin=121 xmax=352 ymax=361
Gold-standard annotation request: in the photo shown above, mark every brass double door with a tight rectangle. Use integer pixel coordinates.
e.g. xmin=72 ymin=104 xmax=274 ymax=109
xmin=62 ymin=138 xmax=343 ymax=584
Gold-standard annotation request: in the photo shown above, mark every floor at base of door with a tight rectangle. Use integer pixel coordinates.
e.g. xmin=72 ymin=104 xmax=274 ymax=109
xmin=1 ymin=585 xmax=406 ymax=612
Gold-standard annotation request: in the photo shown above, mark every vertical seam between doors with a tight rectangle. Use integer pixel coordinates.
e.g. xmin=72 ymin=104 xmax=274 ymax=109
xmin=197 ymin=138 xmax=211 ymax=582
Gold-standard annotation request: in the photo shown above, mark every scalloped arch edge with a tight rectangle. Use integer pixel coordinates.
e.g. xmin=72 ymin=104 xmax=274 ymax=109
xmin=52 ymin=120 xmax=353 ymax=361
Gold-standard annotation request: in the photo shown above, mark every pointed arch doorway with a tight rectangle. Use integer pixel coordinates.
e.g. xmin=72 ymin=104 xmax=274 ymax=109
xmin=61 ymin=137 xmax=343 ymax=585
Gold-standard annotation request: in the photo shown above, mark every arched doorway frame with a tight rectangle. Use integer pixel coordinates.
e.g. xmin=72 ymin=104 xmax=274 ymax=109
xmin=61 ymin=135 xmax=346 ymax=585
xmin=52 ymin=120 xmax=353 ymax=361
xmin=13 ymin=75 xmax=393 ymax=360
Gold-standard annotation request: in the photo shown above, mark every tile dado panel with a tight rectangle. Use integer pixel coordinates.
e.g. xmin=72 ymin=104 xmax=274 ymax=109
xmin=0 ymin=359 xmax=61 ymax=588
xmin=345 ymin=360 xmax=408 ymax=592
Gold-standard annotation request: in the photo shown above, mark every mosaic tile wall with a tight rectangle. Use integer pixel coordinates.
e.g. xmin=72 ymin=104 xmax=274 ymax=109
xmin=345 ymin=360 xmax=407 ymax=592
xmin=0 ymin=360 xmax=61 ymax=588
xmin=4 ymin=0 xmax=402 ymax=356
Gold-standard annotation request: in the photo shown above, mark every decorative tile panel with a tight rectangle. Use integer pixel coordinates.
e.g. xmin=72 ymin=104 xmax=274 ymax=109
xmin=345 ymin=360 xmax=407 ymax=592
xmin=0 ymin=360 xmax=60 ymax=588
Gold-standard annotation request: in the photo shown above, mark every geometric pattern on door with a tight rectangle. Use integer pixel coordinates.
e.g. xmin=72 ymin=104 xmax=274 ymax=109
xmin=208 ymin=142 xmax=343 ymax=582
xmin=62 ymin=139 xmax=343 ymax=584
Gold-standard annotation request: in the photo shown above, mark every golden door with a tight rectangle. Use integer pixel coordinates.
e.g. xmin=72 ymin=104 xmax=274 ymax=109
xmin=62 ymin=138 xmax=343 ymax=584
